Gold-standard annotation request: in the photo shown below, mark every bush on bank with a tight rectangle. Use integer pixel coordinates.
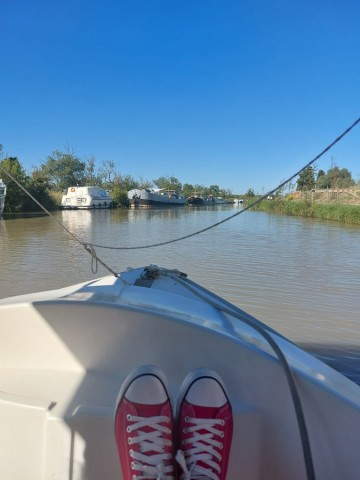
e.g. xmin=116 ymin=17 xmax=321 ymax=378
xmin=252 ymin=199 xmax=360 ymax=225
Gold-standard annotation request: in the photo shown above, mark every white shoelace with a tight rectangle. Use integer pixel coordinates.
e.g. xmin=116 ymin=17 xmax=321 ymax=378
xmin=175 ymin=417 xmax=225 ymax=480
xmin=127 ymin=414 xmax=174 ymax=480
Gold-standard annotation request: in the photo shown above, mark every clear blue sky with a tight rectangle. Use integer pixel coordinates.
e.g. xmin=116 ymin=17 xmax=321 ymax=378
xmin=1 ymin=0 xmax=359 ymax=194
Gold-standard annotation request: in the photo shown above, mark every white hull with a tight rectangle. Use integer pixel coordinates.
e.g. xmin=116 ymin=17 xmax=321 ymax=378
xmin=0 ymin=265 xmax=360 ymax=479
xmin=0 ymin=179 xmax=7 ymax=215
xmin=128 ymin=188 xmax=186 ymax=206
xmin=0 ymin=195 xmax=5 ymax=215
xmin=212 ymin=197 xmax=233 ymax=204
xmin=187 ymin=196 xmax=233 ymax=206
xmin=61 ymin=186 xmax=114 ymax=209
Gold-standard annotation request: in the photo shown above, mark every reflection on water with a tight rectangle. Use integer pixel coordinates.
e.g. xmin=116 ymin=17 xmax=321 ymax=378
xmin=61 ymin=210 xmax=95 ymax=233
xmin=1 ymin=206 xmax=360 ymax=383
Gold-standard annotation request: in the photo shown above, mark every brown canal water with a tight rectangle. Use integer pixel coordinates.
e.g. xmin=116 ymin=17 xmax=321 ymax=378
xmin=1 ymin=205 xmax=360 ymax=383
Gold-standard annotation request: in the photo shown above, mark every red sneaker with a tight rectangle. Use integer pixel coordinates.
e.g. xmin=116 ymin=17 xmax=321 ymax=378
xmin=115 ymin=366 xmax=175 ymax=480
xmin=176 ymin=370 xmax=233 ymax=480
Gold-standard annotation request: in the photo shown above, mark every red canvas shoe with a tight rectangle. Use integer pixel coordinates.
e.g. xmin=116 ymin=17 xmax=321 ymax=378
xmin=115 ymin=366 xmax=175 ymax=480
xmin=176 ymin=370 xmax=233 ymax=480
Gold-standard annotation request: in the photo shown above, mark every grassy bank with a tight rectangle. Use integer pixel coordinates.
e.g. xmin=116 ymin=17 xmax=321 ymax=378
xmin=252 ymin=199 xmax=360 ymax=225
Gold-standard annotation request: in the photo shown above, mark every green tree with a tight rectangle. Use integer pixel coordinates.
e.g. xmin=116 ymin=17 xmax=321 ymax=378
xmin=182 ymin=183 xmax=194 ymax=198
xmin=317 ymin=166 xmax=354 ymax=189
xmin=209 ymin=184 xmax=220 ymax=196
xmin=40 ymin=149 xmax=86 ymax=191
xmin=110 ymin=174 xmax=139 ymax=207
xmin=110 ymin=183 xmax=128 ymax=207
xmin=317 ymin=169 xmax=325 ymax=180
xmin=223 ymin=188 xmax=233 ymax=199
xmin=0 ymin=156 xmax=28 ymax=212
xmin=83 ymin=155 xmax=101 ymax=185
xmin=153 ymin=175 xmax=182 ymax=191
xmin=120 ymin=174 xmax=138 ymax=191
xmin=137 ymin=177 xmax=152 ymax=189
xmin=296 ymin=166 xmax=316 ymax=191
xmin=98 ymin=160 xmax=119 ymax=186
xmin=192 ymin=184 xmax=206 ymax=195
xmin=25 ymin=168 xmax=58 ymax=211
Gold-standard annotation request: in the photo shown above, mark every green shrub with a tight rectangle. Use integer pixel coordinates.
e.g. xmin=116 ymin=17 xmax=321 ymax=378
xmin=252 ymin=199 xmax=360 ymax=224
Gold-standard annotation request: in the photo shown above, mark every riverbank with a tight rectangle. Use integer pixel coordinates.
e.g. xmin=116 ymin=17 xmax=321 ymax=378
xmin=252 ymin=199 xmax=360 ymax=225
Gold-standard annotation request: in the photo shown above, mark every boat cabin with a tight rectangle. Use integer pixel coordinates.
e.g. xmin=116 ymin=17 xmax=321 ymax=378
xmin=61 ymin=186 xmax=114 ymax=209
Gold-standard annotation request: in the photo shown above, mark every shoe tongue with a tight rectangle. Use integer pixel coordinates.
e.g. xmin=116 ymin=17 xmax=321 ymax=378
xmin=190 ymin=403 xmax=221 ymax=419
xmin=132 ymin=400 xmax=169 ymax=417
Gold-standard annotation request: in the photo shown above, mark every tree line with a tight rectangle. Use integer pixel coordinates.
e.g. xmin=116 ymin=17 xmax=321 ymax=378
xmin=0 ymin=146 xmax=235 ymax=213
xmin=1 ymin=144 xmax=358 ymax=213
xmin=296 ymin=164 xmax=357 ymax=191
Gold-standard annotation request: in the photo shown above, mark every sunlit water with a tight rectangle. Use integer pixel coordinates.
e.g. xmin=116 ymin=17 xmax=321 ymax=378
xmin=1 ymin=205 xmax=360 ymax=383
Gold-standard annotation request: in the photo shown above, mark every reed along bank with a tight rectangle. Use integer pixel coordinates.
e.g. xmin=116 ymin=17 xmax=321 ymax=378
xmin=252 ymin=198 xmax=360 ymax=225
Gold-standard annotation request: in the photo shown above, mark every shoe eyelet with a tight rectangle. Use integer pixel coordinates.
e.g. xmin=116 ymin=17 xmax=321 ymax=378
xmin=128 ymin=437 xmax=133 ymax=445
xmin=183 ymin=428 xmax=188 ymax=433
xmin=185 ymin=416 xmax=190 ymax=422
xmin=219 ymin=444 xmax=223 ymax=450
xmin=131 ymin=461 xmax=135 ymax=470
xmin=127 ymin=426 xmax=132 ymax=433
xmin=221 ymin=420 xmax=225 ymax=426
xmin=220 ymin=432 xmax=224 ymax=438
xmin=127 ymin=414 xmax=132 ymax=421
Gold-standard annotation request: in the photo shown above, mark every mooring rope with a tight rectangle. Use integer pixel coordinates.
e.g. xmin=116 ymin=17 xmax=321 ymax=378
xmin=161 ymin=268 xmax=316 ymax=480
xmin=85 ymin=116 xmax=360 ymax=251
xmin=1 ymin=116 xmax=359 ymax=272
xmin=2 ymin=119 xmax=359 ymax=479
xmin=0 ymin=169 xmax=120 ymax=278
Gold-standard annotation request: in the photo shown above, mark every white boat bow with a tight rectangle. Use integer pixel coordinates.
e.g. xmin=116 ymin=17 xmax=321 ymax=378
xmin=0 ymin=265 xmax=359 ymax=479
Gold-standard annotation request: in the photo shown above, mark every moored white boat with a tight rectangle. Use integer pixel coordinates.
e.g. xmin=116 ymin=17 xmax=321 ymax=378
xmin=128 ymin=188 xmax=186 ymax=207
xmin=187 ymin=194 xmax=233 ymax=206
xmin=212 ymin=196 xmax=233 ymax=204
xmin=61 ymin=185 xmax=114 ymax=209
xmin=0 ymin=264 xmax=359 ymax=480
xmin=0 ymin=178 xmax=7 ymax=216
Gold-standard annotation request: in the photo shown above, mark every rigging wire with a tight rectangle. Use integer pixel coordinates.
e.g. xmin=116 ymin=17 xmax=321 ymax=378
xmin=1 ymin=116 xmax=359 ymax=273
xmin=85 ymin=115 xmax=360 ymax=251
xmin=162 ymin=268 xmax=316 ymax=480
xmin=2 ymin=118 xmax=359 ymax=479
xmin=0 ymin=169 xmax=120 ymax=278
